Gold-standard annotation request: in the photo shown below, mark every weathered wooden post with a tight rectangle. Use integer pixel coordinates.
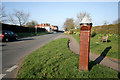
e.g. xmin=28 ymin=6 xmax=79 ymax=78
xmin=79 ymin=16 xmax=92 ymax=71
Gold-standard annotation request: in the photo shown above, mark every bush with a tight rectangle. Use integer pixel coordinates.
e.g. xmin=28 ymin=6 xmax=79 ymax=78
xmin=76 ymin=32 xmax=80 ymax=35
xmin=92 ymin=24 xmax=118 ymax=34
xmin=73 ymin=32 xmax=76 ymax=34
xmin=72 ymin=28 xmax=80 ymax=32
xmin=69 ymin=30 xmax=73 ymax=34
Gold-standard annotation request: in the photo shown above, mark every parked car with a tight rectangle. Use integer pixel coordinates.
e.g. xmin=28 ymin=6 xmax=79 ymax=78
xmin=1 ymin=30 xmax=18 ymax=42
xmin=0 ymin=31 xmax=4 ymax=41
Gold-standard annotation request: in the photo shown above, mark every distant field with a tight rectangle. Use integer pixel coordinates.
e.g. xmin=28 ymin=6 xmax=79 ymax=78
xmin=17 ymin=38 xmax=119 ymax=78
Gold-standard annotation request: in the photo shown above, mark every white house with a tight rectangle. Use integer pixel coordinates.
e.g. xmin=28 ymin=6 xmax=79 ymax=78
xmin=36 ymin=23 xmax=51 ymax=32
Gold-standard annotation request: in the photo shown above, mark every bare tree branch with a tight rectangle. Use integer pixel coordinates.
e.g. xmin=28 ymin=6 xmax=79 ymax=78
xmin=77 ymin=12 xmax=91 ymax=22
xmin=8 ymin=10 xmax=30 ymax=26
xmin=75 ymin=12 xmax=91 ymax=28
xmin=103 ymin=21 xmax=108 ymax=25
xmin=0 ymin=4 xmax=7 ymax=23
xmin=8 ymin=14 xmax=16 ymax=25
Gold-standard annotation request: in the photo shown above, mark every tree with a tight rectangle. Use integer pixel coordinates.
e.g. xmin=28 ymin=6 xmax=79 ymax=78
xmin=0 ymin=4 xmax=7 ymax=23
xmin=77 ymin=12 xmax=91 ymax=22
xmin=25 ymin=20 xmax=38 ymax=27
xmin=74 ymin=19 xmax=79 ymax=29
xmin=75 ymin=12 xmax=91 ymax=28
xmin=63 ymin=18 xmax=74 ymax=31
xmin=103 ymin=21 xmax=108 ymax=25
xmin=8 ymin=10 xmax=30 ymax=26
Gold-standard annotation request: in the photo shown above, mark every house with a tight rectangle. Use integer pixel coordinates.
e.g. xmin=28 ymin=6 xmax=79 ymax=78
xmin=35 ymin=23 xmax=59 ymax=32
xmin=50 ymin=25 xmax=58 ymax=31
xmin=36 ymin=23 xmax=51 ymax=32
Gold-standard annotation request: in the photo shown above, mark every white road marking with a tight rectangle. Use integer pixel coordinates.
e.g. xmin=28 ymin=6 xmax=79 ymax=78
xmin=0 ymin=74 xmax=6 ymax=79
xmin=6 ymin=65 xmax=18 ymax=72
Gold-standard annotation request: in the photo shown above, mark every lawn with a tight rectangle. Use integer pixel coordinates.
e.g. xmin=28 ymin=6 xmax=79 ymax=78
xmin=72 ymin=34 xmax=119 ymax=59
xmin=17 ymin=38 xmax=119 ymax=78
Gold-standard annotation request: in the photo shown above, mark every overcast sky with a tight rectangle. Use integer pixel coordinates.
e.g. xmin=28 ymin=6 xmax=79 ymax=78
xmin=3 ymin=2 xmax=118 ymax=30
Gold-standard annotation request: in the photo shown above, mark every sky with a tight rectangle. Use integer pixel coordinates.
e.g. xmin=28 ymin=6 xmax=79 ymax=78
xmin=2 ymin=2 xmax=118 ymax=30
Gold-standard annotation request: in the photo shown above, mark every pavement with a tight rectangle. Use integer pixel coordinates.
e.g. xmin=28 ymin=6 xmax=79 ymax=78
xmin=55 ymin=34 xmax=120 ymax=72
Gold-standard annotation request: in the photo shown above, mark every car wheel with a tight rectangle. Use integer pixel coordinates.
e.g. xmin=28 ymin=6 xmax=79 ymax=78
xmin=5 ymin=38 xmax=9 ymax=42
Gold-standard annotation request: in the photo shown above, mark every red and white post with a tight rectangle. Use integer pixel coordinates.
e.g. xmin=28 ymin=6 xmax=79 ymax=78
xmin=79 ymin=16 xmax=92 ymax=71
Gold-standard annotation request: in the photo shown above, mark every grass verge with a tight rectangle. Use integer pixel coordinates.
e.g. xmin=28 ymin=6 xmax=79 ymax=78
xmin=90 ymin=34 xmax=119 ymax=59
xmin=17 ymin=38 xmax=119 ymax=78
xmin=71 ymin=34 xmax=119 ymax=59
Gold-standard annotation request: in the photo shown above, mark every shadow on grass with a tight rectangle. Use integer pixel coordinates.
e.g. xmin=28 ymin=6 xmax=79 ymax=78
xmin=89 ymin=46 xmax=112 ymax=71
xmin=107 ymin=40 xmax=111 ymax=42
xmin=88 ymin=61 xmax=97 ymax=71
xmin=94 ymin=46 xmax=112 ymax=64
xmin=102 ymin=40 xmax=111 ymax=43
xmin=118 ymin=72 xmax=120 ymax=79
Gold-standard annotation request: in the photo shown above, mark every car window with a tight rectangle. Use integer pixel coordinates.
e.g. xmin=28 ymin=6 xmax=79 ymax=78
xmin=3 ymin=31 xmax=14 ymax=35
xmin=10 ymin=32 xmax=14 ymax=35
xmin=8 ymin=31 xmax=11 ymax=35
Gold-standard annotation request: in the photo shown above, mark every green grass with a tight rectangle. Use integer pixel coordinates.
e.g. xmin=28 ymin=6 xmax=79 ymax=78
xmin=92 ymin=24 xmax=118 ymax=34
xmin=16 ymin=32 xmax=51 ymax=38
xmin=17 ymin=38 xmax=119 ymax=78
xmin=64 ymin=33 xmax=70 ymax=35
xmin=72 ymin=34 xmax=80 ymax=43
xmin=90 ymin=34 xmax=119 ymax=59
xmin=64 ymin=33 xmax=80 ymax=43
xmin=71 ymin=34 xmax=119 ymax=59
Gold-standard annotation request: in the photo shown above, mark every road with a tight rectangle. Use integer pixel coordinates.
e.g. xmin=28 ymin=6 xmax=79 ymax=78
xmin=1 ymin=33 xmax=61 ymax=78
